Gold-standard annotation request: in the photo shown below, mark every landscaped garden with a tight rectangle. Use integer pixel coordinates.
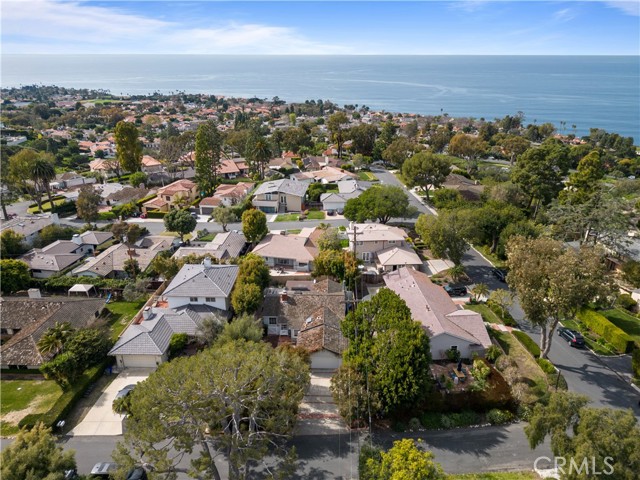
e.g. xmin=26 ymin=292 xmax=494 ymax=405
xmin=105 ymin=300 xmax=146 ymax=341
xmin=0 ymin=380 xmax=63 ymax=436
xmin=600 ymin=308 xmax=640 ymax=347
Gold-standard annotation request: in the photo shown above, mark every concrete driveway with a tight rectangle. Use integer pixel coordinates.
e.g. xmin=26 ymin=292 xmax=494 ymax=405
xmin=69 ymin=369 xmax=154 ymax=436
xmin=296 ymin=372 xmax=347 ymax=436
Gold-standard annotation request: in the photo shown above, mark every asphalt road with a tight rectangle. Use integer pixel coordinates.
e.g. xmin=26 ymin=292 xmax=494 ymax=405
xmin=1 ymin=423 xmax=552 ymax=479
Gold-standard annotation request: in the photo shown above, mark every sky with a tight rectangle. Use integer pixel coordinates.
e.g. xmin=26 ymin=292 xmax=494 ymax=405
xmin=1 ymin=1 xmax=639 ymax=55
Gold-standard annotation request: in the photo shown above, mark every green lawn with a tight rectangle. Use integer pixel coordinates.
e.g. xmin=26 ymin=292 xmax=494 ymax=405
xmin=447 ymin=473 xmax=540 ymax=480
xmin=1 ymin=380 xmax=63 ymax=436
xmin=160 ymin=230 xmax=193 ymax=240
xmin=198 ymin=233 xmax=217 ymax=242
xmin=307 ymin=210 xmax=325 ymax=220
xmin=105 ymin=300 xmax=146 ymax=340
xmin=465 ymin=303 xmax=503 ymax=325
xmin=275 ymin=213 xmax=299 ymax=222
xmin=287 ymin=229 xmax=302 ymax=234
xmin=358 ymin=171 xmax=379 ymax=182
xmin=601 ymin=308 xmax=640 ymax=346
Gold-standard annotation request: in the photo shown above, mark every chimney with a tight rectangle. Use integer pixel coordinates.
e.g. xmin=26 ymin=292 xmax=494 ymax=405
xmin=280 ymin=289 xmax=288 ymax=303
xmin=28 ymin=288 xmax=42 ymax=299
xmin=142 ymin=307 xmax=152 ymax=320
xmin=72 ymin=233 xmax=82 ymax=245
xmin=203 ymin=256 xmax=212 ymax=268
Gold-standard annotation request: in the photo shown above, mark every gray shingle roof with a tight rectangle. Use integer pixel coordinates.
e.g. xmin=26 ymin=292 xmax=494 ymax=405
xmin=252 ymin=179 xmax=308 ymax=198
xmin=163 ymin=264 xmax=239 ymax=298
xmin=79 ymin=231 xmax=114 ymax=246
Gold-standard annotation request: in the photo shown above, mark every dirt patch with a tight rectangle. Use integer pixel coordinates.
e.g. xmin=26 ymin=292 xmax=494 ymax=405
xmin=430 ymin=363 xmax=478 ymax=392
xmin=1 ymin=391 xmax=58 ymax=427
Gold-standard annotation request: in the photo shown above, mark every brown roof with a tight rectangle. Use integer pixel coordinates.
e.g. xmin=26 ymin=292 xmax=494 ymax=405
xmin=0 ymin=297 xmax=106 ymax=367
xmin=297 ymin=307 xmax=345 ymax=355
xmin=157 ymin=179 xmax=196 ymax=196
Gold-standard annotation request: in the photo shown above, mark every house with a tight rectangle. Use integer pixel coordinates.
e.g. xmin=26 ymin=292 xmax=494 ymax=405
xmin=72 ymin=241 xmax=167 ymax=278
xmin=0 ymin=214 xmax=60 ymax=246
xmin=268 ymin=157 xmax=297 ymax=171
xmin=347 ymin=223 xmax=409 ymax=262
xmin=251 ymin=228 xmax=320 ymax=272
xmin=261 ymin=279 xmax=348 ymax=370
xmin=88 ymin=159 xmax=119 ymax=177
xmin=162 ymin=260 xmax=239 ymax=311
xmin=50 ymin=172 xmax=96 ymax=190
xmin=109 ymin=303 xmax=225 ymax=369
xmin=292 ymin=166 xmax=357 ymax=185
xmin=251 ymin=179 xmax=308 ymax=213
xmin=0 ymin=296 xmax=106 ymax=369
xmin=173 ymin=231 xmax=247 ymax=261
xmin=442 ymin=174 xmax=485 ymax=201
xmin=150 ymin=179 xmax=198 ymax=211
xmin=217 ymin=159 xmax=241 ymax=179
xmin=383 ymin=267 xmax=492 ymax=360
xmin=376 ymin=246 xmax=423 ymax=272
xmin=106 ymin=187 xmax=152 ymax=207
xmin=78 ymin=231 xmax=114 ymax=251
xmin=320 ymin=179 xmax=367 ymax=211
xmin=199 ymin=182 xmax=254 ymax=215
xmin=141 ymin=155 xmax=164 ymax=174
xmin=18 ymin=235 xmax=101 ymax=278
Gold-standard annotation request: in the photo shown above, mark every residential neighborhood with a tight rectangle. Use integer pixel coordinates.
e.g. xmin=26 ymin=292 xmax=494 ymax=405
xmin=1 ymin=84 xmax=640 ymax=479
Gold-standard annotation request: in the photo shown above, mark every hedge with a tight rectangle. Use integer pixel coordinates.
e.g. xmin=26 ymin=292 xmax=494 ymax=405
xmin=108 ymin=174 xmax=132 ymax=183
xmin=512 ymin=330 xmax=541 ymax=358
xmin=28 ymin=195 xmax=66 ymax=208
xmin=632 ymin=349 xmax=640 ymax=379
xmin=30 ymin=275 xmax=130 ymax=290
xmin=576 ymin=308 xmax=635 ymax=353
xmin=97 ymin=211 xmax=117 ymax=221
xmin=145 ymin=210 xmax=167 ymax=219
xmin=18 ymin=359 xmax=111 ymax=430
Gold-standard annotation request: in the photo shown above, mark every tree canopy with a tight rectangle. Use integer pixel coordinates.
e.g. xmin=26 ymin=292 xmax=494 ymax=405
xmin=164 ymin=209 xmax=197 ymax=241
xmin=241 ymin=209 xmax=268 ymax=243
xmin=361 ymin=439 xmax=445 ymax=480
xmin=415 ymin=212 xmax=468 ymax=265
xmin=0 ymin=259 xmax=31 ymax=294
xmin=195 ymin=120 xmax=223 ymax=195
xmin=76 ymin=185 xmax=101 ymax=223
xmin=402 ymin=151 xmax=451 ymax=200
xmin=114 ymin=340 xmax=310 ymax=480
xmin=344 ymin=185 xmax=415 ymax=224
xmin=115 ymin=120 xmax=142 ymax=173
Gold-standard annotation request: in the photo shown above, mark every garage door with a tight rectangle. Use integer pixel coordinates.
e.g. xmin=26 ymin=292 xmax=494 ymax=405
xmin=121 ymin=355 xmax=159 ymax=369
xmin=310 ymin=350 xmax=341 ymax=371
xmin=259 ymin=206 xmax=276 ymax=213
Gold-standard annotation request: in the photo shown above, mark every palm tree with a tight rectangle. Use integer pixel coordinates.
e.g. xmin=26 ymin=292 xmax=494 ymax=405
xmin=471 ymin=283 xmax=490 ymax=302
xmin=449 ymin=264 xmax=466 ymax=283
xmin=32 ymin=155 xmax=56 ymax=212
xmin=37 ymin=322 xmax=75 ymax=357
xmin=249 ymin=136 xmax=272 ymax=179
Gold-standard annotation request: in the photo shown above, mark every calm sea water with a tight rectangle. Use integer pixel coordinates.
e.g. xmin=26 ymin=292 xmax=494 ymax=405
xmin=2 ymin=55 xmax=639 ymax=140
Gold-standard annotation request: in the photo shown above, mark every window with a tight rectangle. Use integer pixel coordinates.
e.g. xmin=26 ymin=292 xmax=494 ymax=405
xmin=356 ymin=241 xmax=363 ymax=246
xmin=265 ymin=193 xmax=273 ymax=201
xmin=190 ymin=296 xmax=199 ymax=302
xmin=450 ymin=345 xmax=458 ymax=351
xmin=205 ymin=297 xmax=215 ymax=302
xmin=389 ymin=240 xmax=396 ymax=244
xmin=292 ymin=330 xmax=299 ymax=338
xmin=268 ymin=317 xmax=278 ymax=325
xmin=165 ymin=196 xmax=171 ymax=201
xmin=0 ymin=328 xmax=7 ymax=334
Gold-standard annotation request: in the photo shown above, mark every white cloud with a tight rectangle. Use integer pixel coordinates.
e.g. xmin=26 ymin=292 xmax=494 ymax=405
xmin=0 ymin=0 xmax=350 ymax=54
xmin=604 ymin=1 xmax=640 ymax=16
xmin=553 ymin=8 xmax=575 ymax=22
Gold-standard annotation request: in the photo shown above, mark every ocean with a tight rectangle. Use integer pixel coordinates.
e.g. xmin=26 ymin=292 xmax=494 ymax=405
xmin=2 ymin=55 xmax=638 ymax=141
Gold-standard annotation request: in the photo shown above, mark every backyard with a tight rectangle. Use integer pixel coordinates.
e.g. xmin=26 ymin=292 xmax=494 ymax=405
xmin=0 ymin=380 xmax=63 ymax=436
xmin=105 ymin=300 xmax=146 ymax=341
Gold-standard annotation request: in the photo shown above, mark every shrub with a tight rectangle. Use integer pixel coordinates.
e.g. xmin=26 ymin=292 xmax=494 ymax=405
xmin=512 ymin=331 xmax=541 ymax=358
xmin=391 ymin=421 xmax=406 ymax=432
xmin=485 ymin=345 xmax=502 ymax=363
xmin=445 ymin=348 xmax=461 ymax=362
xmin=517 ymin=405 xmax=533 ymax=421
xmin=439 ymin=415 xmax=454 ymax=429
xmin=616 ymin=293 xmax=637 ymax=312
xmin=168 ymin=333 xmax=189 ymax=358
xmin=449 ymin=410 xmax=481 ymax=427
xmin=632 ymin=349 xmax=640 ymax=379
xmin=471 ymin=359 xmax=491 ymax=380
xmin=97 ymin=211 xmax=117 ymax=221
xmin=576 ymin=308 xmax=635 ymax=353
xmin=408 ymin=417 xmax=422 ymax=431
xmin=486 ymin=408 xmax=514 ymax=425
xmin=145 ymin=209 xmax=167 ymax=219
xmin=420 ymin=412 xmax=442 ymax=429
xmin=537 ymin=358 xmax=556 ymax=375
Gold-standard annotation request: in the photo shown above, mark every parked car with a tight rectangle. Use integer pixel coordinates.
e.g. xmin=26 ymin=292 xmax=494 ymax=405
xmin=558 ymin=327 xmax=585 ymax=348
xmin=336 ymin=208 xmax=344 ymax=215
xmin=90 ymin=462 xmax=118 ymax=477
xmin=326 ymin=209 xmax=336 ymax=216
xmin=114 ymin=384 xmax=136 ymax=400
xmin=492 ymin=268 xmax=507 ymax=282
xmin=444 ymin=284 xmax=467 ymax=297
xmin=126 ymin=467 xmax=149 ymax=480
xmin=190 ymin=212 xmax=198 ymax=219
xmin=139 ymin=213 xmax=147 ymax=219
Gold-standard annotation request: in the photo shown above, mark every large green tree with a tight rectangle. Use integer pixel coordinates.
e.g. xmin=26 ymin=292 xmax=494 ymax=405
xmin=0 ymin=259 xmax=31 ymax=294
xmin=327 ymin=111 xmax=349 ymax=159
xmin=459 ymin=201 xmax=525 ymax=254
xmin=246 ymin=132 xmax=272 ymax=179
xmin=76 ymin=185 xmax=101 ymax=224
xmin=526 ymin=392 xmax=640 ymax=480
xmin=1 ymin=422 xmax=77 ymax=480
xmin=349 ymin=123 xmax=378 ymax=156
xmin=231 ymin=282 xmax=263 ymax=314
xmin=37 ymin=322 xmax=75 ymax=357
xmin=114 ymin=340 xmax=310 ymax=480
xmin=415 ymin=212 xmax=468 ymax=265
xmin=237 ymin=253 xmax=270 ymax=290
xmin=361 ymin=439 xmax=445 ymax=480
xmin=211 ymin=206 xmax=237 ymax=232
xmin=448 ymin=133 xmax=488 ymax=174
xmin=164 ymin=209 xmax=197 ymax=242
xmin=115 ymin=121 xmax=143 ymax=173
xmin=333 ymin=288 xmax=431 ymax=421
xmin=402 ymin=151 xmax=451 ymax=200
xmin=560 ymin=150 xmax=605 ymax=205
xmin=1 ymin=230 xmax=27 ymax=258
xmin=195 ymin=120 xmax=223 ymax=195
xmin=498 ymin=135 xmax=530 ymax=165
xmin=382 ymin=137 xmax=420 ymax=169
xmin=344 ymin=185 xmax=415 ymax=224
xmin=241 ymin=209 xmax=268 ymax=243
xmin=506 ymin=237 xmax=614 ymax=358
xmin=32 ymin=154 xmax=56 ymax=212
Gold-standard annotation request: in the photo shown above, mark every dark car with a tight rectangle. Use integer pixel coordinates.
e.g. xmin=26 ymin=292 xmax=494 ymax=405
xmin=336 ymin=208 xmax=344 ymax=215
xmin=558 ymin=327 xmax=585 ymax=348
xmin=492 ymin=268 xmax=507 ymax=282
xmin=326 ymin=209 xmax=336 ymax=216
xmin=90 ymin=462 xmax=118 ymax=477
xmin=444 ymin=284 xmax=467 ymax=297
xmin=126 ymin=467 xmax=149 ymax=480
xmin=114 ymin=384 xmax=136 ymax=401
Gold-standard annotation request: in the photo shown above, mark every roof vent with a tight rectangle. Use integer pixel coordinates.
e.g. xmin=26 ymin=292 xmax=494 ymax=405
xmin=28 ymin=288 xmax=42 ymax=299
xmin=280 ymin=289 xmax=288 ymax=303
xmin=142 ymin=307 xmax=152 ymax=320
